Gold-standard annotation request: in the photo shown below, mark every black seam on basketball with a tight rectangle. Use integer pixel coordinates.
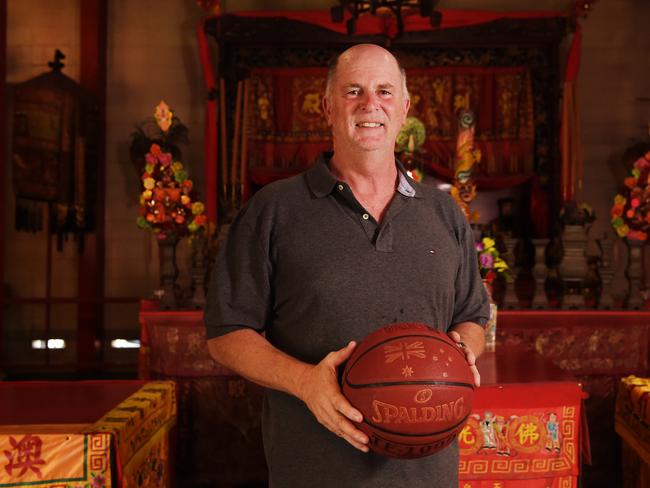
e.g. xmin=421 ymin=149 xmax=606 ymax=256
xmin=346 ymin=333 xmax=467 ymax=374
xmin=371 ymin=429 xmax=457 ymax=448
xmin=362 ymin=413 xmax=470 ymax=438
xmin=345 ymin=379 xmax=474 ymax=389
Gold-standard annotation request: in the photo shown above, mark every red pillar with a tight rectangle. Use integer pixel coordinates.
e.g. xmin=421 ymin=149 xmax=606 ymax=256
xmin=0 ymin=0 xmax=6 ymax=372
xmin=77 ymin=0 xmax=107 ymax=373
xmin=197 ymin=19 xmax=218 ymax=227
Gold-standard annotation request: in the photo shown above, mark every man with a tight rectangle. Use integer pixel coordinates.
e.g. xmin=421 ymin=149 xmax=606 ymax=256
xmin=205 ymin=44 xmax=489 ymax=487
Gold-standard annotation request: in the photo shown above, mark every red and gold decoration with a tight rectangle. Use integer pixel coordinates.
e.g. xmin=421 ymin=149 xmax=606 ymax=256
xmin=237 ymin=66 xmax=535 ymax=202
xmin=0 ymin=381 xmax=175 ymax=488
xmin=615 ymin=375 xmax=650 ymax=488
xmin=451 ymin=109 xmax=481 ymax=223
xmin=610 ymin=150 xmax=650 ymax=242
xmin=459 ymin=382 xmax=585 ymax=488
xmin=244 ymin=67 xmax=331 ymax=183
xmin=406 ymin=67 xmax=534 ymax=180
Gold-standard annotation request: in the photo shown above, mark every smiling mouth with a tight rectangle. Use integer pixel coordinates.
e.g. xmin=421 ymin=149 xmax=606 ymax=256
xmin=356 ymin=122 xmax=384 ymax=128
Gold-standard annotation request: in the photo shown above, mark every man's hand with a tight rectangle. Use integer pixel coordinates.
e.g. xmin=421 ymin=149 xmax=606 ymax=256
xmin=448 ymin=329 xmax=481 ymax=387
xmin=295 ymin=341 xmax=370 ymax=453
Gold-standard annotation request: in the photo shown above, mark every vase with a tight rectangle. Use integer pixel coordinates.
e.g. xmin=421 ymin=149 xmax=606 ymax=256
xmin=190 ymin=234 xmax=207 ymax=309
xmin=158 ymin=236 xmax=179 ymax=309
xmin=502 ymin=237 xmax=518 ymax=309
xmin=627 ymin=239 xmax=644 ymax=310
xmin=483 ymin=279 xmax=497 ymax=352
xmin=559 ymin=225 xmax=588 ymax=309
xmin=598 ymin=233 xmax=614 ymax=309
xmin=531 ymin=238 xmax=549 ymax=309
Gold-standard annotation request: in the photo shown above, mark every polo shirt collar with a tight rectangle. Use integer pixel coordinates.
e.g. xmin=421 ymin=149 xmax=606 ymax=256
xmin=306 ymin=153 xmax=420 ymax=199
xmin=306 ymin=153 xmax=338 ymax=198
xmin=395 ymin=160 xmax=418 ymax=198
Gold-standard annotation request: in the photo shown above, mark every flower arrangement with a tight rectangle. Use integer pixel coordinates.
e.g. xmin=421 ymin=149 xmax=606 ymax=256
xmin=476 ymin=237 xmax=510 ymax=285
xmin=610 ymin=150 xmax=650 ymax=242
xmin=136 ymin=143 xmax=207 ymax=240
xmin=134 ymin=102 xmax=207 ymax=240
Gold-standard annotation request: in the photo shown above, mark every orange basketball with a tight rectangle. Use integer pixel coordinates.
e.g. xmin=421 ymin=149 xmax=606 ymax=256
xmin=341 ymin=323 xmax=475 ymax=459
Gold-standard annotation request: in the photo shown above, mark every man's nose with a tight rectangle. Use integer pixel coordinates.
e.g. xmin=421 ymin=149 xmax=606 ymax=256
xmin=359 ymin=92 xmax=380 ymax=110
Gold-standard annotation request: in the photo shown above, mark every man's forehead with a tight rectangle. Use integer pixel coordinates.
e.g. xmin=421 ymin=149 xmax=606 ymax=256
xmin=339 ymin=49 xmax=399 ymax=71
xmin=334 ymin=57 xmax=402 ymax=85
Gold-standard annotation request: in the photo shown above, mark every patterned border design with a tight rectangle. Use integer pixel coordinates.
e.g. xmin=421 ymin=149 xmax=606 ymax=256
xmin=460 ymin=406 xmax=578 ymax=479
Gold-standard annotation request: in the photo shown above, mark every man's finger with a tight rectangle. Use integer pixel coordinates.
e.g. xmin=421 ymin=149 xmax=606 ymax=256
xmin=341 ymin=432 xmax=370 ymax=453
xmin=328 ymin=341 xmax=357 ymax=367
xmin=471 ymin=364 xmax=481 ymax=387
xmin=334 ymin=395 xmax=363 ymax=423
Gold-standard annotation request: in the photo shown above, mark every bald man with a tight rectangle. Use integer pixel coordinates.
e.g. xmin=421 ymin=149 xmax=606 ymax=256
xmin=205 ymin=44 xmax=489 ymax=487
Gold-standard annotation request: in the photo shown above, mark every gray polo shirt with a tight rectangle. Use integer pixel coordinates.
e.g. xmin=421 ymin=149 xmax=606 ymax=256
xmin=205 ymin=153 xmax=489 ymax=488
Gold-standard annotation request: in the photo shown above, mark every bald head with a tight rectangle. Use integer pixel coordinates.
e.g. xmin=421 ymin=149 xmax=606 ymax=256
xmin=324 ymin=44 xmax=409 ymax=102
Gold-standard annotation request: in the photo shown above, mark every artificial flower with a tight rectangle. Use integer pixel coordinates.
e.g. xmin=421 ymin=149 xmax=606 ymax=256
xmin=479 ymin=252 xmax=494 ymax=269
xmin=192 ymin=202 xmax=205 ymax=215
xmin=611 ymin=151 xmax=650 ymax=242
xmin=476 ymin=237 xmax=511 ymax=285
xmin=137 ymin=143 xmax=207 ymax=239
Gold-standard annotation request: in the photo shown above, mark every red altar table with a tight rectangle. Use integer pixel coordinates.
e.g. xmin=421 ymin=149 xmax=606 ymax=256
xmin=139 ymin=307 xmax=266 ymax=487
xmin=0 ymin=380 xmax=176 ymax=488
xmin=140 ymin=308 xmax=588 ymax=487
xmin=615 ymin=375 xmax=650 ymax=488
xmin=496 ymin=310 xmax=650 ymax=488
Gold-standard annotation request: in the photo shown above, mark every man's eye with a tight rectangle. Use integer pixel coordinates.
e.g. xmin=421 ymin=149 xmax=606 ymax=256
xmin=347 ymin=89 xmax=360 ymax=96
xmin=380 ymin=90 xmax=392 ymax=96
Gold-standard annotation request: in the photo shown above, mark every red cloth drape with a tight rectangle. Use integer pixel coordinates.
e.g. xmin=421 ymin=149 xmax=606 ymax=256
xmin=560 ymin=27 xmax=583 ymax=203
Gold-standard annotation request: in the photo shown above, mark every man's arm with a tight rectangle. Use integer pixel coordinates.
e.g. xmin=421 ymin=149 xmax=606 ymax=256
xmin=207 ymin=329 xmax=370 ymax=452
xmin=448 ymin=321 xmax=485 ymax=387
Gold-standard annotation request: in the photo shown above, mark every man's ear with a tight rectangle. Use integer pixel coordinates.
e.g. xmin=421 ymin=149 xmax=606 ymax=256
xmin=322 ymin=95 xmax=332 ymax=126
xmin=403 ymin=97 xmax=411 ymax=121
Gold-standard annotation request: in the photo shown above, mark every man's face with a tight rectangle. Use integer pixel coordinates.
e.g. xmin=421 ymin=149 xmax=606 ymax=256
xmin=323 ymin=45 xmax=410 ymax=154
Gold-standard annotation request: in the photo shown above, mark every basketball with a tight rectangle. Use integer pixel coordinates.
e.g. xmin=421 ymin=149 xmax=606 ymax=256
xmin=341 ymin=322 xmax=475 ymax=459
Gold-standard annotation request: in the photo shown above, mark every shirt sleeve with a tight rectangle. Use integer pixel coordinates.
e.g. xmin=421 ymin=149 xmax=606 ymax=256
xmin=204 ymin=206 xmax=272 ymax=339
xmin=451 ymin=216 xmax=490 ymax=328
